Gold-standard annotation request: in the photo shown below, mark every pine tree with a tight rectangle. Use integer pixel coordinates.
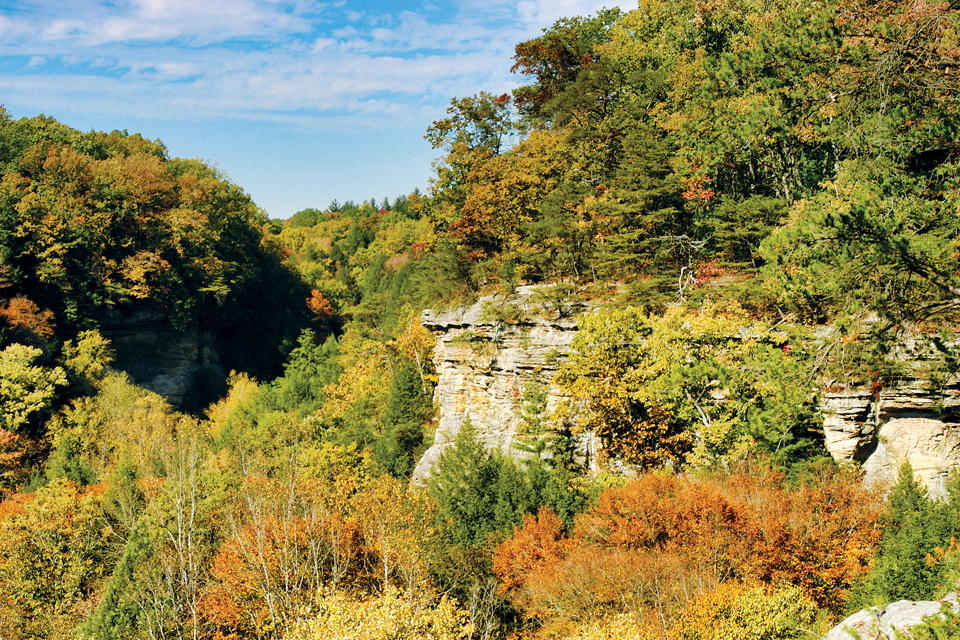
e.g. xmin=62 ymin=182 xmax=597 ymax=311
xmin=78 ymin=522 xmax=153 ymax=640
xmin=377 ymin=358 xmax=433 ymax=478
xmin=866 ymin=462 xmax=947 ymax=603
xmin=427 ymin=416 xmax=501 ymax=546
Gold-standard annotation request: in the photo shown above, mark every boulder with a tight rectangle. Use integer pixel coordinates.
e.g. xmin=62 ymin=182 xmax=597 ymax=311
xmin=826 ymin=594 xmax=958 ymax=639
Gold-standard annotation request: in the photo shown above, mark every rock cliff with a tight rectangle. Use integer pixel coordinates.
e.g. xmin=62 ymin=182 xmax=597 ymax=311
xmin=411 ymin=286 xmax=594 ymax=482
xmin=415 ymin=297 xmax=960 ymax=492
xmin=100 ymin=306 xmax=226 ymax=409
xmin=820 ymin=338 xmax=960 ymax=495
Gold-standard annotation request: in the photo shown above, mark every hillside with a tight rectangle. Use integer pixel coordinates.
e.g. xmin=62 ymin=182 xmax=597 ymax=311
xmin=3 ymin=0 xmax=960 ymax=638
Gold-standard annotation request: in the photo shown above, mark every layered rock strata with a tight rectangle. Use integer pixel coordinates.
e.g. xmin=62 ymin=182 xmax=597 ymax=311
xmin=411 ymin=287 xmax=592 ymax=483
xmin=414 ymin=295 xmax=960 ymax=492
xmin=820 ymin=339 xmax=960 ymax=495
xmin=100 ymin=306 xmax=225 ymax=409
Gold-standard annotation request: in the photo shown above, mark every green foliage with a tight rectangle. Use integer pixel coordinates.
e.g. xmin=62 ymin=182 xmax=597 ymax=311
xmin=902 ymin=602 xmax=960 ymax=640
xmin=376 ymin=357 xmax=433 ymax=478
xmin=763 ymin=160 xmax=960 ymax=328
xmin=558 ymin=303 xmax=822 ymax=470
xmin=288 ymin=207 xmax=325 ymax=228
xmin=78 ymin=521 xmax=153 ymax=640
xmin=511 ymin=8 xmax=623 ymax=120
xmin=428 ymin=417 xmax=504 ymax=547
xmin=261 ymin=330 xmax=341 ymax=415
xmin=853 ymin=462 xmax=957 ymax=608
xmin=425 ymin=92 xmax=517 ymax=156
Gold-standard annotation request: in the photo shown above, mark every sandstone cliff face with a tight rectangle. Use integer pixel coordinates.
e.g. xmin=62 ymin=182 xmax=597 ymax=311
xmin=820 ymin=339 xmax=960 ymax=495
xmin=100 ymin=306 xmax=226 ymax=409
xmin=411 ymin=287 xmax=594 ymax=482
xmin=416 ymin=297 xmax=960 ymax=492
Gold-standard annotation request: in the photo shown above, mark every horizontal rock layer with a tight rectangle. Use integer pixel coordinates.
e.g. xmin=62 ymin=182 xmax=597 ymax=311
xmin=412 ymin=287 xmax=592 ymax=483
xmin=415 ymin=297 xmax=960 ymax=492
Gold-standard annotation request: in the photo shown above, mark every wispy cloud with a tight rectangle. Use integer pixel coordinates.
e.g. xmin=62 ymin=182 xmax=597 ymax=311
xmin=1 ymin=0 xmax=634 ymax=130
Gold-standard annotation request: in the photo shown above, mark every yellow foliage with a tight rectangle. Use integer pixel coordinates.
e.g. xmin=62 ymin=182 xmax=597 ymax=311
xmin=286 ymin=587 xmax=473 ymax=640
xmin=204 ymin=371 xmax=259 ymax=438
xmin=666 ymin=582 xmax=817 ymax=640
xmin=0 ymin=479 xmax=109 ymax=640
xmin=562 ymin=612 xmax=657 ymax=640
xmin=0 ymin=343 xmax=67 ymax=432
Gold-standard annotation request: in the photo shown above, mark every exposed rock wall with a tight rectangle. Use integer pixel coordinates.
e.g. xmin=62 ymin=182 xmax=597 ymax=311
xmin=411 ymin=287 xmax=593 ymax=483
xmin=415 ymin=295 xmax=960 ymax=492
xmin=820 ymin=340 xmax=960 ymax=495
xmin=100 ymin=306 xmax=225 ymax=409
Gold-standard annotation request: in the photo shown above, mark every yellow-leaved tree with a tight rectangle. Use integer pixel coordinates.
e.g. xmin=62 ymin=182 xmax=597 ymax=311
xmin=285 ymin=588 xmax=472 ymax=640
xmin=556 ymin=302 xmax=821 ymax=470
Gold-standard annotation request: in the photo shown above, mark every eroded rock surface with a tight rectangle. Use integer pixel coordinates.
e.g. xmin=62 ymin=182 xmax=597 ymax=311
xmin=411 ymin=287 xmax=592 ymax=483
xmin=825 ymin=594 xmax=958 ymax=639
xmin=415 ymin=294 xmax=960 ymax=490
xmin=820 ymin=339 xmax=960 ymax=494
xmin=100 ymin=306 xmax=225 ymax=409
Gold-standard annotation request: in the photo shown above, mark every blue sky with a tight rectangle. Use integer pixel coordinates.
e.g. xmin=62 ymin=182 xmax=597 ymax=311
xmin=0 ymin=0 xmax=633 ymax=219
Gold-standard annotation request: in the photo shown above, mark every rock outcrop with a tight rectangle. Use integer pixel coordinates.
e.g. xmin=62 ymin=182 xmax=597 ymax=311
xmin=411 ymin=287 xmax=592 ymax=483
xmin=825 ymin=594 xmax=958 ymax=639
xmin=100 ymin=306 xmax=225 ymax=409
xmin=414 ymin=294 xmax=960 ymax=491
xmin=820 ymin=339 xmax=960 ymax=495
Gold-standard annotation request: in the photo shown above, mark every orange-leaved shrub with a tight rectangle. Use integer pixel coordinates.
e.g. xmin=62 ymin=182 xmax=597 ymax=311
xmin=494 ymin=466 xmax=881 ymax=635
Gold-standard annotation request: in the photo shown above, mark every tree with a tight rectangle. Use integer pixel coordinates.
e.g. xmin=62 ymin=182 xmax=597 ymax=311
xmin=286 ymin=587 xmax=472 ymax=640
xmin=859 ymin=462 xmax=949 ymax=604
xmin=762 ymin=160 xmax=960 ymax=328
xmin=79 ymin=521 xmax=154 ymax=640
xmin=511 ymin=8 xmax=623 ymax=120
xmin=557 ymin=303 xmax=822 ymax=470
xmin=377 ymin=357 xmax=433 ymax=478
xmin=0 ymin=479 xmax=110 ymax=640
xmin=667 ymin=582 xmax=816 ymax=640
xmin=425 ymin=93 xmax=517 ymax=157
xmin=0 ymin=343 xmax=66 ymax=436
xmin=427 ymin=417 xmax=502 ymax=547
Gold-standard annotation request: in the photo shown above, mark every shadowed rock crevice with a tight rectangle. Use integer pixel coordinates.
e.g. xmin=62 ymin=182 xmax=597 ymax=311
xmin=100 ymin=306 xmax=226 ymax=411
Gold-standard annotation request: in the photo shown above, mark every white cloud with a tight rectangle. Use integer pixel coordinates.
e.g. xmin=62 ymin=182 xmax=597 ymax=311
xmin=1 ymin=0 xmax=635 ymax=130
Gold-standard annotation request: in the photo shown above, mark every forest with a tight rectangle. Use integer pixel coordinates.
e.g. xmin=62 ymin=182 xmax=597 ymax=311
xmin=3 ymin=0 xmax=960 ymax=637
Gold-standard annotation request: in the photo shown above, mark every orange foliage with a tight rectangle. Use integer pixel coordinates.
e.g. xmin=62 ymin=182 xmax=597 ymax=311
xmin=0 ymin=297 xmax=56 ymax=344
xmin=494 ymin=508 xmax=569 ymax=595
xmin=201 ymin=473 xmax=364 ymax=638
xmin=307 ymin=289 xmax=335 ymax=328
xmin=494 ymin=467 xmax=882 ymax=633
xmin=0 ymin=428 xmax=26 ymax=498
xmin=384 ymin=252 xmax=411 ymax=272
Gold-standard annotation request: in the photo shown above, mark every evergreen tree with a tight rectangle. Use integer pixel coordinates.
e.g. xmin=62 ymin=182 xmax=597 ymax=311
xmin=376 ymin=358 xmax=433 ymax=478
xmin=864 ymin=462 xmax=948 ymax=604
xmin=428 ymin=416 xmax=502 ymax=546
xmin=78 ymin=522 xmax=153 ymax=640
